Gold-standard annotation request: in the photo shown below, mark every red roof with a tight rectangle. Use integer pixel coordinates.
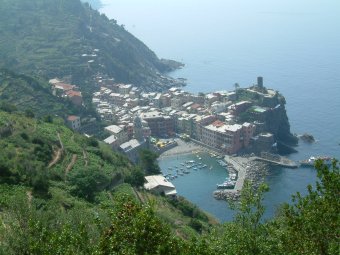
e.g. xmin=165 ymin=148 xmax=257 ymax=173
xmin=66 ymin=90 xmax=82 ymax=97
xmin=191 ymin=103 xmax=201 ymax=109
xmin=212 ymin=120 xmax=224 ymax=127
xmin=54 ymin=83 xmax=75 ymax=91
xmin=67 ymin=115 xmax=79 ymax=121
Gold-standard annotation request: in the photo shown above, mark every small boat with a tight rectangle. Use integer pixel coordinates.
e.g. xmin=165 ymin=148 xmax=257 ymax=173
xmin=193 ymin=167 xmax=198 ymax=171
xmin=300 ymin=156 xmax=333 ymax=167
xmin=216 ymin=181 xmax=235 ymax=189
xmin=229 ymin=173 xmax=237 ymax=181
xmin=218 ymin=160 xmax=227 ymax=167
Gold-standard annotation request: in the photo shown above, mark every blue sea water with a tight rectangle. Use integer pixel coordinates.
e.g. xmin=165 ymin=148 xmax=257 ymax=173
xmin=100 ymin=1 xmax=340 ymax=222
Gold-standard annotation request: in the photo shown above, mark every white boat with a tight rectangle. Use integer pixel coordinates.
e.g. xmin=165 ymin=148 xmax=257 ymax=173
xmin=218 ymin=160 xmax=227 ymax=167
xmin=300 ymin=156 xmax=333 ymax=167
xmin=229 ymin=173 xmax=237 ymax=181
xmin=216 ymin=181 xmax=235 ymax=189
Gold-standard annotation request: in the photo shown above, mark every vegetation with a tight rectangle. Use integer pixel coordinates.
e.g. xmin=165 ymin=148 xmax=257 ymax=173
xmin=0 ymin=109 xmax=213 ymax=254
xmin=139 ymin=149 xmax=161 ymax=175
xmin=0 ymin=68 xmax=83 ymax=117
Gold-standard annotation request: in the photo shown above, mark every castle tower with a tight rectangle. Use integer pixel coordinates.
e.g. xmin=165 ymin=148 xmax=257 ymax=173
xmin=257 ymin=76 xmax=263 ymax=88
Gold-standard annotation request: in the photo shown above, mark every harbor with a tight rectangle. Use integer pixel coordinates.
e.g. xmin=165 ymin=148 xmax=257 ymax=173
xmin=159 ymin=139 xmax=296 ymax=201
xmin=213 ymin=155 xmax=269 ymax=201
xmin=157 ymin=140 xmax=321 ymax=222
xmin=158 ymin=149 xmax=235 ymax=221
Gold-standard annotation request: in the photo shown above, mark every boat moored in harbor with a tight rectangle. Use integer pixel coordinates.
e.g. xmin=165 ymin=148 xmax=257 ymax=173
xmin=216 ymin=180 xmax=236 ymax=189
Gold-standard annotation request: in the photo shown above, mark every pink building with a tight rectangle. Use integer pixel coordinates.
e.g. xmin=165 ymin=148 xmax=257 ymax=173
xmin=66 ymin=90 xmax=83 ymax=106
xmin=200 ymin=121 xmax=255 ymax=154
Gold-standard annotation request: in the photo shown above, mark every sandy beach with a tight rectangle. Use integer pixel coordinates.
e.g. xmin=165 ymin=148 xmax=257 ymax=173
xmin=159 ymin=138 xmax=202 ymax=158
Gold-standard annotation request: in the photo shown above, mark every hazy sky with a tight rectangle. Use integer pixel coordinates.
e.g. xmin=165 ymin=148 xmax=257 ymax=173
xmin=100 ymin=0 xmax=340 ymax=58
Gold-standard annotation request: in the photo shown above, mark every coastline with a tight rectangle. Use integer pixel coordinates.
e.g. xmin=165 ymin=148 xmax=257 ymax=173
xmin=214 ymin=156 xmax=269 ymax=201
xmin=158 ymin=139 xmax=270 ymax=202
xmin=158 ymin=139 xmax=203 ymax=158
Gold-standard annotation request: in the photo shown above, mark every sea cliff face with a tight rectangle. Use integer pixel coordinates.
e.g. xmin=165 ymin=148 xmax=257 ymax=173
xmin=237 ymin=87 xmax=298 ymax=153
xmin=264 ymin=104 xmax=298 ymax=149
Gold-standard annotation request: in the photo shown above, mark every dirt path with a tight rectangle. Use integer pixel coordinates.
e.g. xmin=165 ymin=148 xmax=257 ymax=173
xmin=48 ymin=148 xmax=62 ymax=168
xmin=132 ymin=188 xmax=144 ymax=203
xmin=64 ymin=154 xmax=77 ymax=180
xmin=83 ymin=149 xmax=88 ymax=166
xmin=26 ymin=191 xmax=33 ymax=207
xmin=57 ymin=132 xmax=64 ymax=150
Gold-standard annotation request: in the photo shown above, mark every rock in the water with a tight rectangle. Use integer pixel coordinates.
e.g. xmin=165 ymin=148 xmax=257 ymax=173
xmin=300 ymin=133 xmax=315 ymax=143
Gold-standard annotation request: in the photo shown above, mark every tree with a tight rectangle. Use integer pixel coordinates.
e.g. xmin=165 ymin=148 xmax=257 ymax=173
xmin=139 ymin=149 xmax=161 ymax=175
xmin=24 ymin=109 xmax=35 ymax=118
xmin=278 ymin=160 xmax=340 ymax=255
xmin=125 ymin=167 xmax=145 ymax=187
xmin=69 ymin=167 xmax=110 ymax=201
xmin=98 ymin=195 xmax=186 ymax=254
xmin=0 ymin=101 xmax=17 ymax=113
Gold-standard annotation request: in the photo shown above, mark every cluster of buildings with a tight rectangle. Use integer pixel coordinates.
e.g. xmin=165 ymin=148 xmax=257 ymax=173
xmin=93 ymin=77 xmax=281 ymax=159
xmin=49 ymin=78 xmax=83 ymax=107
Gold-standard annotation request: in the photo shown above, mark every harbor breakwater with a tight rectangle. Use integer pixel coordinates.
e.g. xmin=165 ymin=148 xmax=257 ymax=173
xmin=214 ymin=155 xmax=269 ymax=201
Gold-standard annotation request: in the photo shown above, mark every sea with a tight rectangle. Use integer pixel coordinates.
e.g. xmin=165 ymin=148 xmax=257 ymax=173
xmin=99 ymin=0 xmax=340 ymax=222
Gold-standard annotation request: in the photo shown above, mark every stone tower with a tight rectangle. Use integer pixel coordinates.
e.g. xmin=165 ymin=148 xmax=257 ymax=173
xmin=257 ymin=76 xmax=263 ymax=88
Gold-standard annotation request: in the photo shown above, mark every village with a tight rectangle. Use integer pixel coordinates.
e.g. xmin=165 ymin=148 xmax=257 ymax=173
xmin=48 ymin=76 xmax=287 ymax=164
xmin=48 ymin=76 xmax=297 ymax=198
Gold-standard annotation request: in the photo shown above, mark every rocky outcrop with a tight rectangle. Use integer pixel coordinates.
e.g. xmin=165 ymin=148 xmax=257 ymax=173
xmin=299 ymin=133 xmax=315 ymax=143
xmin=264 ymin=103 xmax=298 ymax=146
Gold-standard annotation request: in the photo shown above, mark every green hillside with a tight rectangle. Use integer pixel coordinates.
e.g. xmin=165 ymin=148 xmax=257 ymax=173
xmin=0 ymin=110 xmax=215 ymax=254
xmin=0 ymin=68 xmax=84 ymax=117
xmin=0 ymin=0 xmax=182 ymax=92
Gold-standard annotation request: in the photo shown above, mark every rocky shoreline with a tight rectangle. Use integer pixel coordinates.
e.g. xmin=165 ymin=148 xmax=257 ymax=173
xmin=213 ymin=156 xmax=269 ymax=201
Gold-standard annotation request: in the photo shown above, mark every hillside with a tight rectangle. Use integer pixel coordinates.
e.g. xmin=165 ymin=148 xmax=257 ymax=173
xmin=0 ymin=68 xmax=86 ymax=117
xmin=0 ymin=0 xmax=184 ymax=92
xmin=0 ymin=109 xmax=214 ymax=254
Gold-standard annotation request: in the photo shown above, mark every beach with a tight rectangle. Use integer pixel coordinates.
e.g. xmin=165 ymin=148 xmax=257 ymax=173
xmin=159 ymin=138 xmax=202 ymax=158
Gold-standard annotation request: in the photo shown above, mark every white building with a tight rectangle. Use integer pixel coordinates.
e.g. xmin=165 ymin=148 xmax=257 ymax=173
xmin=144 ymin=175 xmax=177 ymax=196
xmin=105 ymin=125 xmax=128 ymax=145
